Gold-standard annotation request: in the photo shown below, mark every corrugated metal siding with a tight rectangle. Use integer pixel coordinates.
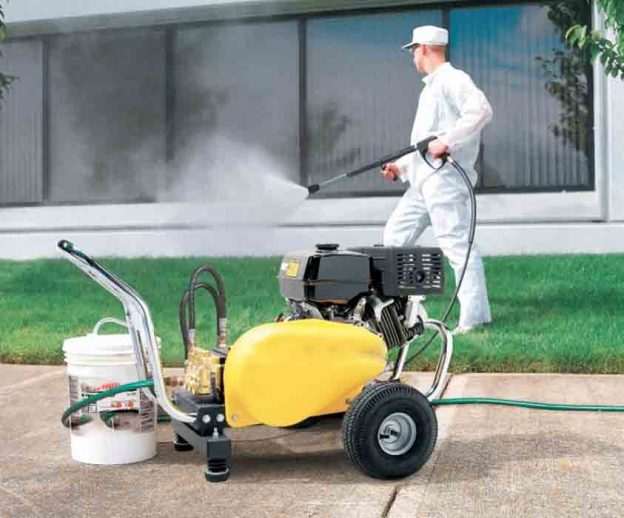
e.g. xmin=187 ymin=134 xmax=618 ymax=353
xmin=0 ymin=39 xmax=44 ymax=204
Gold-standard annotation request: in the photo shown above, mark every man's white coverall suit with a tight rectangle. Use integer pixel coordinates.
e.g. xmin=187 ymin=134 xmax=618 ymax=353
xmin=383 ymin=62 xmax=493 ymax=329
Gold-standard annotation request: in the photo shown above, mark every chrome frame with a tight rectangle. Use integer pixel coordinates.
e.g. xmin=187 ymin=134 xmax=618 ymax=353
xmin=390 ymin=318 xmax=453 ymax=402
xmin=422 ymin=319 xmax=453 ymax=401
xmin=58 ymin=241 xmax=195 ymax=424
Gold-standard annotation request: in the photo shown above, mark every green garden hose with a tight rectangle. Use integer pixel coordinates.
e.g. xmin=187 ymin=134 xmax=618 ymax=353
xmin=61 ymin=379 xmax=154 ymax=428
xmin=431 ymin=397 xmax=624 ymax=412
xmin=62 ymin=378 xmax=624 ymax=430
xmin=100 ymin=410 xmax=172 ymax=426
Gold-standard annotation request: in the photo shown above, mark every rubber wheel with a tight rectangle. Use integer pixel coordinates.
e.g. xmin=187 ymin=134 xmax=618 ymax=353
xmin=342 ymin=382 xmax=437 ymax=479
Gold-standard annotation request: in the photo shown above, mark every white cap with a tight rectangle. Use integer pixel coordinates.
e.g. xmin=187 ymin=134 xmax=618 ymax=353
xmin=401 ymin=25 xmax=448 ymax=50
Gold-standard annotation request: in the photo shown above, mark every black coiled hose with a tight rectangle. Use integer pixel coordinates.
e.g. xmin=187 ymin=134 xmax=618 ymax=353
xmin=179 ymin=282 xmax=220 ymax=358
xmin=179 ymin=264 xmax=228 ymax=356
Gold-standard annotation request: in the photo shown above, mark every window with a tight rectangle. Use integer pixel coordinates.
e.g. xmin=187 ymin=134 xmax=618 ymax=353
xmin=0 ymin=39 xmax=44 ymax=205
xmin=47 ymin=28 xmax=167 ymax=203
xmin=170 ymin=21 xmax=299 ymax=200
xmin=450 ymin=4 xmax=593 ymax=191
xmin=306 ymin=10 xmax=442 ymax=195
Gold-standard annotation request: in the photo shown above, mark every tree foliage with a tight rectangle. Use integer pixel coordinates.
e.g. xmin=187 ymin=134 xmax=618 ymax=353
xmin=536 ymin=0 xmax=591 ymax=154
xmin=566 ymin=0 xmax=624 ymax=78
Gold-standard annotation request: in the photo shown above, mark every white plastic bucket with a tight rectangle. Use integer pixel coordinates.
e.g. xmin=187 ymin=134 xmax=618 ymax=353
xmin=62 ymin=318 xmax=157 ymax=465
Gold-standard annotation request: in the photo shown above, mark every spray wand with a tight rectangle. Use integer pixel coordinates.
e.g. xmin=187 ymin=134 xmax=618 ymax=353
xmin=306 ymin=137 xmax=441 ymax=195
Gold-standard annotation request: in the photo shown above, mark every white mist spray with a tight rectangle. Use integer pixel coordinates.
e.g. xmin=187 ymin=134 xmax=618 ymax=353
xmin=160 ymin=134 xmax=310 ymax=254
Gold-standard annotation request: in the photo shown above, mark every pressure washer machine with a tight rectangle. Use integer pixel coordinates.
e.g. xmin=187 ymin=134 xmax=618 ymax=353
xmin=59 ymin=239 xmax=453 ymax=482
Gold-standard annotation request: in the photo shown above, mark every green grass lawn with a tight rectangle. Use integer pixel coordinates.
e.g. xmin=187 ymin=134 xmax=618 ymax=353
xmin=0 ymin=254 xmax=623 ymax=373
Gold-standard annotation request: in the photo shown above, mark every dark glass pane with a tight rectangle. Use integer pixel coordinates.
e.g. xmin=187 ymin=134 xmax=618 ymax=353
xmin=450 ymin=3 xmax=592 ymax=191
xmin=171 ymin=21 xmax=299 ymax=200
xmin=48 ymin=28 xmax=166 ymax=203
xmin=306 ymin=10 xmax=442 ymax=196
xmin=0 ymin=39 xmax=43 ymax=205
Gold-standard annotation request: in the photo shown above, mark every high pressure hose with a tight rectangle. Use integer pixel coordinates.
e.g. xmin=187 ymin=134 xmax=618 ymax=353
xmin=186 ymin=265 xmax=228 ymax=349
xmin=179 ymin=281 xmax=221 ymax=358
xmin=404 ymin=154 xmax=476 ymax=365
xmin=188 ymin=264 xmax=227 ymax=347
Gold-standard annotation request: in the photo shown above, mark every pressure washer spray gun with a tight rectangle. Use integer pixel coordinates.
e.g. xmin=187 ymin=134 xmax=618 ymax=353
xmin=307 ymin=136 xmax=454 ymax=195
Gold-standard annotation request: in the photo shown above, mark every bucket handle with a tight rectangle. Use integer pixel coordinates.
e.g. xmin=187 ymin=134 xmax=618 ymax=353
xmin=92 ymin=317 xmax=128 ymax=335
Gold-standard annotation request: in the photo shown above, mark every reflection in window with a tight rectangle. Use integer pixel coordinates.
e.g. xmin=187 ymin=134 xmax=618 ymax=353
xmin=48 ymin=29 xmax=166 ymax=203
xmin=171 ymin=21 xmax=299 ymax=200
xmin=451 ymin=3 xmax=592 ymax=191
xmin=306 ymin=10 xmax=442 ymax=195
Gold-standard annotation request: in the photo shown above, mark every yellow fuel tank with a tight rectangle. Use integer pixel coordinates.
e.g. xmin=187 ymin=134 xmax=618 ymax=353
xmin=224 ymin=319 xmax=386 ymax=428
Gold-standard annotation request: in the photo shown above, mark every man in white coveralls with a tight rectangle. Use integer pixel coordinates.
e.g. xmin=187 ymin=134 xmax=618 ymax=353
xmin=381 ymin=25 xmax=492 ymax=334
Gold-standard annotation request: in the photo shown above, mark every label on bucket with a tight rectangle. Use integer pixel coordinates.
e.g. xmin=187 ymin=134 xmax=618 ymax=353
xmin=69 ymin=375 xmax=155 ymax=433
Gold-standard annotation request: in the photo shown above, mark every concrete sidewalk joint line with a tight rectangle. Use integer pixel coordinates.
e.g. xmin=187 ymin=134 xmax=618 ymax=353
xmin=381 ymin=486 xmax=399 ymax=518
xmin=0 ymin=368 xmax=65 ymax=396
xmin=0 ymin=485 xmax=43 ymax=517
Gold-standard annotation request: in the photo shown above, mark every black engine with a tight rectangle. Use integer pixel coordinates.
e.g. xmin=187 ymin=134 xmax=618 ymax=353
xmin=278 ymin=244 xmax=444 ymax=349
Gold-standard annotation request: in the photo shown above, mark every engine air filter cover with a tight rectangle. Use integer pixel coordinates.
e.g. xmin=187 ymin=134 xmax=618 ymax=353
xmin=348 ymin=246 xmax=444 ymax=297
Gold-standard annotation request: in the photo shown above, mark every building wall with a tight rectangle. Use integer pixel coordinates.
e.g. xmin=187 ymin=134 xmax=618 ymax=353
xmin=2 ymin=0 xmax=623 ymax=259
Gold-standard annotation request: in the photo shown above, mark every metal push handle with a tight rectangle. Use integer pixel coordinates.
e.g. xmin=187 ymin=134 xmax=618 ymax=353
xmin=422 ymin=320 xmax=453 ymax=400
xmin=390 ymin=318 xmax=453 ymax=402
xmin=57 ymin=240 xmax=195 ymax=424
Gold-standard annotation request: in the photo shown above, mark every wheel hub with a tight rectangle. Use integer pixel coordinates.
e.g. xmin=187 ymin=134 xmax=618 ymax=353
xmin=377 ymin=412 xmax=417 ymax=456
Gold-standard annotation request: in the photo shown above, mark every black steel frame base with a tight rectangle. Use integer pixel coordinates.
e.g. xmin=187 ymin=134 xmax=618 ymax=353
xmin=171 ymin=389 xmax=232 ymax=482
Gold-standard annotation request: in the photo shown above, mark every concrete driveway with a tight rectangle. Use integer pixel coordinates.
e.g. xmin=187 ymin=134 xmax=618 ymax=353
xmin=0 ymin=365 xmax=622 ymax=517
